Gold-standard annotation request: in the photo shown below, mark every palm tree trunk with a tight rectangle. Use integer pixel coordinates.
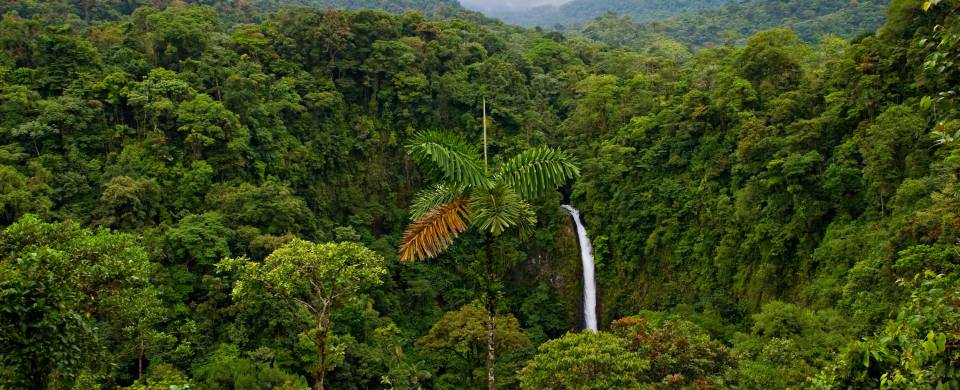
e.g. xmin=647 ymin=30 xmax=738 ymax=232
xmin=484 ymin=233 xmax=496 ymax=390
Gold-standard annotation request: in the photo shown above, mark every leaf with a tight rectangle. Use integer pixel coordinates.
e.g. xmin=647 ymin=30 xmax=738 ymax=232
xmin=936 ymin=332 xmax=947 ymax=353
xmin=409 ymin=183 xmax=465 ymax=221
xmin=469 ymin=184 xmax=536 ymax=236
xmin=495 ymin=146 xmax=580 ymax=200
xmin=398 ymin=198 xmax=471 ymax=262
xmin=406 ymin=131 xmax=490 ymax=189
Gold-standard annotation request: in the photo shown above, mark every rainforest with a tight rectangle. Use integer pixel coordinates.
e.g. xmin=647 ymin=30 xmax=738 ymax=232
xmin=0 ymin=0 xmax=959 ymax=389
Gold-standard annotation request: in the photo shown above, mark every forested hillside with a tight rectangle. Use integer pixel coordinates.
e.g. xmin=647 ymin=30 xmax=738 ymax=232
xmin=650 ymin=0 xmax=890 ymax=46
xmin=2 ymin=0 xmax=475 ymax=23
xmin=1 ymin=0 xmax=959 ymax=389
xmin=477 ymin=0 xmax=731 ymax=28
xmin=491 ymin=0 xmax=891 ymax=52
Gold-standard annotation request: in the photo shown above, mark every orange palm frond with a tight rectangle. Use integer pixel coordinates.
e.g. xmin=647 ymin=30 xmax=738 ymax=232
xmin=399 ymin=198 xmax=471 ymax=262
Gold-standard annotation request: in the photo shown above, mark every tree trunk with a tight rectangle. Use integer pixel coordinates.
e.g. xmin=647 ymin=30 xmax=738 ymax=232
xmin=484 ymin=234 xmax=496 ymax=390
xmin=138 ymin=338 xmax=145 ymax=378
xmin=315 ymin=315 xmax=329 ymax=390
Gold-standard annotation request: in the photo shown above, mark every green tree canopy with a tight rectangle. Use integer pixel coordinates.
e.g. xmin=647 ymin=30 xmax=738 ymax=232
xmin=218 ymin=238 xmax=387 ymax=389
xmin=519 ymin=331 xmax=649 ymax=390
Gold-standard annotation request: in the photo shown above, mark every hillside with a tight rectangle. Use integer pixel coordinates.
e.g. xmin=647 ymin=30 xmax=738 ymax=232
xmin=652 ymin=0 xmax=890 ymax=46
xmin=491 ymin=0 xmax=732 ymax=27
xmin=484 ymin=0 xmax=888 ymax=47
xmin=1 ymin=0 xmax=959 ymax=389
xmin=1 ymin=0 xmax=474 ymax=22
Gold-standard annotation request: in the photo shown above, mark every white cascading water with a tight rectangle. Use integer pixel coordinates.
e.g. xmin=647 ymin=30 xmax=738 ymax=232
xmin=561 ymin=205 xmax=598 ymax=331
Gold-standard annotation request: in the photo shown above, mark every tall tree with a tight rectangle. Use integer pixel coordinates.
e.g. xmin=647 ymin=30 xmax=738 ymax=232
xmin=218 ymin=238 xmax=386 ymax=390
xmin=398 ymin=119 xmax=579 ymax=389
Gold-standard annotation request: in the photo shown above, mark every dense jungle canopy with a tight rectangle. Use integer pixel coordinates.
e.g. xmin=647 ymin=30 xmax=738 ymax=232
xmin=0 ymin=0 xmax=958 ymax=388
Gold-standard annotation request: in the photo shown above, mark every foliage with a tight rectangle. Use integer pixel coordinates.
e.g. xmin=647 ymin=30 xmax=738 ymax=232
xmin=0 ymin=215 xmax=161 ymax=388
xmin=814 ymin=272 xmax=960 ymax=389
xmin=416 ymin=302 xmax=532 ymax=388
xmin=0 ymin=0 xmax=959 ymax=388
xmin=122 ymin=364 xmax=193 ymax=390
xmin=653 ymin=0 xmax=889 ymax=47
xmin=489 ymin=0 xmax=730 ymax=28
xmin=218 ymin=238 xmax=386 ymax=388
xmin=191 ymin=344 xmax=309 ymax=389
xmin=518 ymin=331 xmax=649 ymax=390
xmin=611 ymin=313 xmax=734 ymax=387
xmin=725 ymin=301 xmax=852 ymax=388
xmin=399 ymin=130 xmax=578 ymax=261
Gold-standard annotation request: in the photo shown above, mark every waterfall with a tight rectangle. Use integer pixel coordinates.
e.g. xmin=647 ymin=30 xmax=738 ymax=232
xmin=561 ymin=205 xmax=598 ymax=331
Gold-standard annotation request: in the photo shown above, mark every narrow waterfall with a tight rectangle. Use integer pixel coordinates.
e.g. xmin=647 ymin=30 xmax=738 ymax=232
xmin=561 ymin=205 xmax=598 ymax=331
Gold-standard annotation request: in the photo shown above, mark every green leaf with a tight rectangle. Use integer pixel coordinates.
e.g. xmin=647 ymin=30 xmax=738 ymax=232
xmin=408 ymin=183 xmax=466 ymax=221
xmin=936 ymin=332 xmax=947 ymax=353
xmin=495 ymin=146 xmax=580 ymax=200
xmin=469 ymin=183 xmax=536 ymax=236
xmin=406 ymin=131 xmax=490 ymax=189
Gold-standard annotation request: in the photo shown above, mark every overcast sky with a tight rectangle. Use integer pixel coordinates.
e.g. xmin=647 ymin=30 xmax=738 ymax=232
xmin=459 ymin=0 xmax=572 ymax=12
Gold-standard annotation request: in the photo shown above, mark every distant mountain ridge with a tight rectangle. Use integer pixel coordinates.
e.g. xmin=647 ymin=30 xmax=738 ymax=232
xmin=486 ymin=0 xmax=733 ymax=27
xmin=251 ymin=0 xmax=464 ymax=14
xmin=476 ymin=0 xmax=888 ymax=47
xmin=1 ymin=0 xmax=473 ymax=23
xmin=651 ymin=0 xmax=889 ymax=46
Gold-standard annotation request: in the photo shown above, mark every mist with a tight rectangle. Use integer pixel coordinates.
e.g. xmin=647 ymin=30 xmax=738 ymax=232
xmin=459 ymin=0 xmax=572 ymax=12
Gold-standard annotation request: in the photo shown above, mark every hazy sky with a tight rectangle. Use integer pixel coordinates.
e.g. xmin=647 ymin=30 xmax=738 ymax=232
xmin=459 ymin=0 xmax=572 ymax=12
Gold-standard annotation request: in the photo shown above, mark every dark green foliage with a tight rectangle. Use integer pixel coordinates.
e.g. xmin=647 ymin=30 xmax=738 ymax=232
xmin=0 ymin=0 xmax=959 ymax=388
xmin=165 ymin=212 xmax=233 ymax=268
xmin=654 ymin=0 xmax=890 ymax=47
xmin=0 ymin=164 xmax=51 ymax=224
xmin=815 ymin=272 xmax=960 ymax=388
xmin=416 ymin=303 xmax=532 ymax=388
xmin=724 ymin=301 xmax=852 ymax=387
xmin=0 ymin=216 xmax=160 ymax=388
xmin=492 ymin=0 xmax=732 ymax=28
xmin=192 ymin=344 xmax=308 ymax=389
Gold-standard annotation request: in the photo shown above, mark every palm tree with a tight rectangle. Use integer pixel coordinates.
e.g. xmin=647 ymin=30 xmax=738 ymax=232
xmin=399 ymin=105 xmax=579 ymax=390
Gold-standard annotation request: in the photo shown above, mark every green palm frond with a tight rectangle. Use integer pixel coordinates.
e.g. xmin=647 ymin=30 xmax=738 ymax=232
xmin=495 ymin=146 xmax=580 ymax=200
xmin=409 ymin=183 xmax=466 ymax=221
xmin=399 ymin=198 xmax=471 ymax=262
xmin=469 ymin=183 xmax=536 ymax=236
xmin=407 ymin=131 xmax=490 ymax=188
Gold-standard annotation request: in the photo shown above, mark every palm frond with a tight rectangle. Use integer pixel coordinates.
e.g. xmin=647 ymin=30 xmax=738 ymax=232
xmin=409 ymin=183 xmax=466 ymax=221
xmin=399 ymin=198 xmax=471 ymax=262
xmin=406 ymin=131 xmax=490 ymax=188
xmin=495 ymin=146 xmax=579 ymax=199
xmin=469 ymin=184 xmax=536 ymax=236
